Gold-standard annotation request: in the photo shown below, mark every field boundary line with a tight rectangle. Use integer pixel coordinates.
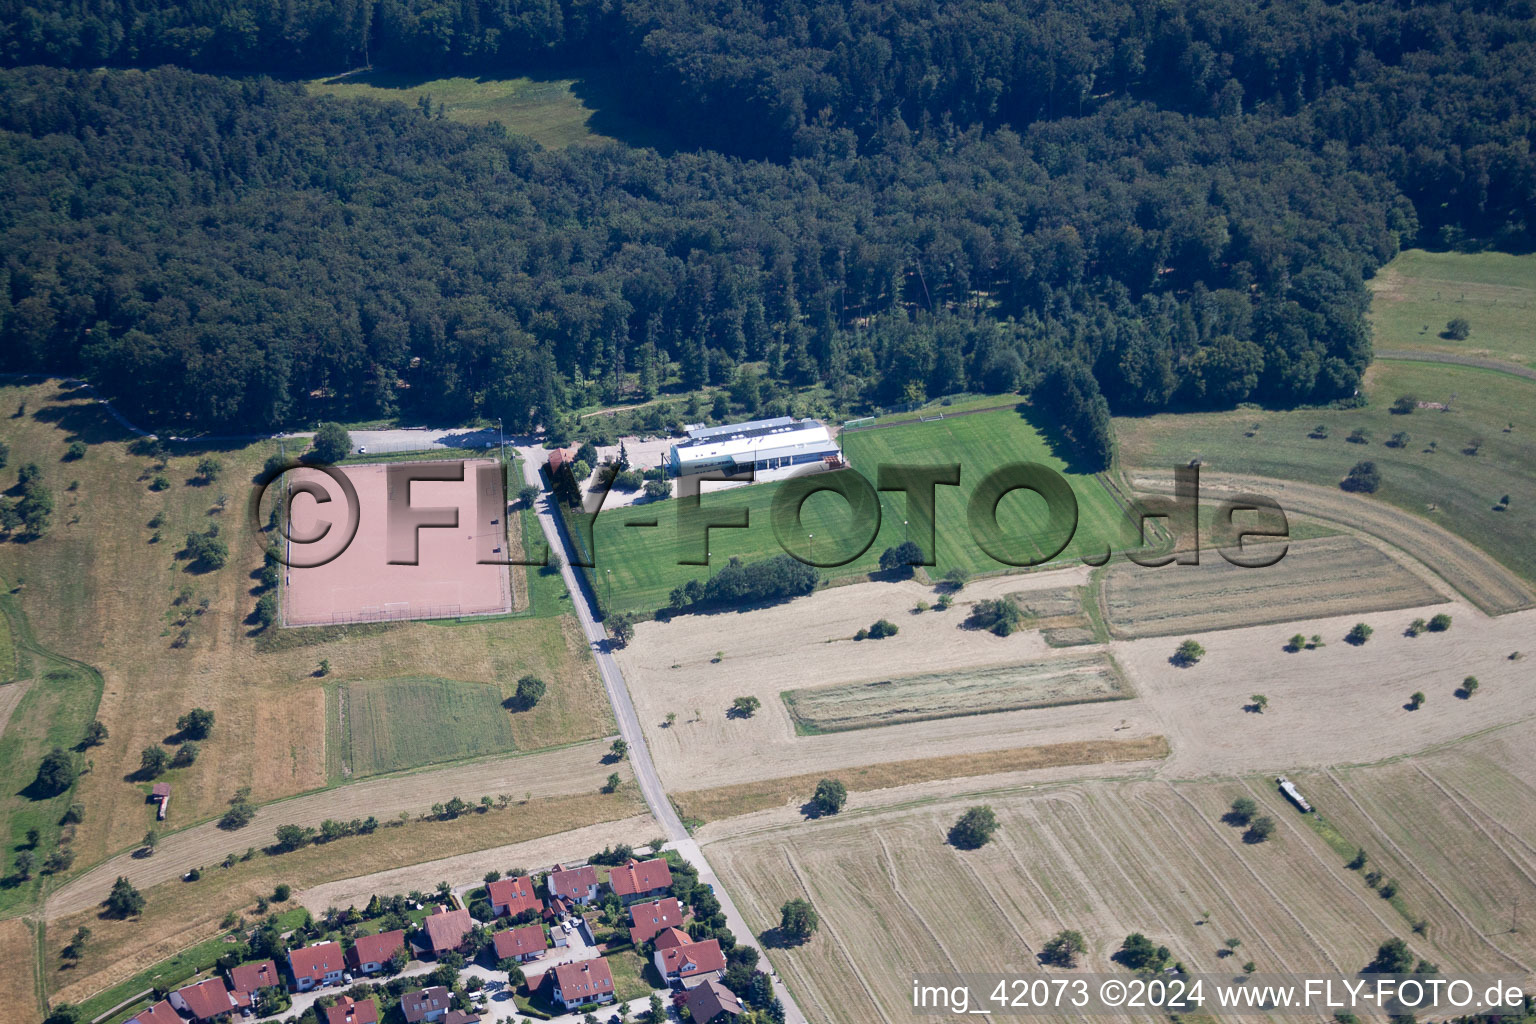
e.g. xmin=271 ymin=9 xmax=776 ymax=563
xmin=1160 ymin=782 xmax=1343 ymax=975
xmin=874 ymin=831 xmax=964 ymax=975
xmin=1132 ymin=789 xmax=1302 ymax=974
xmin=1408 ymin=764 xmax=1536 ymax=886
xmin=1322 ymin=768 xmax=1531 ymax=971
xmin=1375 ymin=350 xmax=1536 ymax=381
xmin=1414 ymin=763 xmax=1536 ymax=862
xmin=782 ymin=845 xmax=891 ymax=1024
xmin=1234 ymin=780 xmax=1403 ymax=938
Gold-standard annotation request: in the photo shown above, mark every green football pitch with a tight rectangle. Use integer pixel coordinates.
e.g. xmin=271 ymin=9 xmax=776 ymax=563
xmin=584 ymin=407 xmax=1136 ymax=615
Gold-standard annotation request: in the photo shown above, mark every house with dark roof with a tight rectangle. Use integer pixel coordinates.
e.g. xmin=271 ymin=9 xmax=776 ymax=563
xmin=126 ymin=999 xmax=182 ymax=1024
xmin=348 ymin=929 xmax=406 ymax=974
xmin=628 ymin=896 xmax=685 ymax=945
xmin=288 ymin=941 xmax=345 ymax=991
xmin=547 ymin=959 xmax=616 ymax=1011
xmin=487 ymin=875 xmax=541 ymax=918
xmin=608 ymin=857 xmax=672 ymax=904
xmin=171 ymin=976 xmax=239 ymax=1021
xmin=654 ymin=935 xmax=727 ymax=989
xmin=402 ymin=985 xmax=453 ymax=1023
xmin=684 ymin=979 xmax=745 ymax=1023
xmin=227 ymin=958 xmax=279 ymax=1007
xmin=421 ymin=905 xmax=475 ymax=956
xmin=491 ymin=923 xmax=548 ymax=963
xmin=547 ymin=864 xmax=600 ymax=905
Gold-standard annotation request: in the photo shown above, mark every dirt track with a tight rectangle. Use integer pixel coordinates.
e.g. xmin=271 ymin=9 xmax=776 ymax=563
xmin=1129 ymin=470 xmax=1535 ymax=614
xmin=297 ymin=813 xmax=659 ymax=914
xmin=45 ymin=739 xmax=618 ymax=919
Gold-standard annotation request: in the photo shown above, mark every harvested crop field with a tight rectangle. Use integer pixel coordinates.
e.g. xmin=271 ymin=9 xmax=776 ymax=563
xmin=613 ymin=567 xmax=1171 ymax=791
xmin=1100 ymin=535 xmax=1443 ymax=637
xmin=334 ymin=676 xmax=515 ymax=777
xmin=782 ymin=650 xmax=1126 ymax=734
xmin=710 ymin=741 xmax=1536 ymax=1024
xmin=672 ymin=736 xmax=1168 ymax=823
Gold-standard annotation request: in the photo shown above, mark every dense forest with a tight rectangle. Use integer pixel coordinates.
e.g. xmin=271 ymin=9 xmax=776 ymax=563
xmin=1 ymin=0 xmax=1532 ymax=467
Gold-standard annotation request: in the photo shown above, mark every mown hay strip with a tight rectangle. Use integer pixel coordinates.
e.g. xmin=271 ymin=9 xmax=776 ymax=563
xmin=671 ymin=735 xmax=1169 ymax=822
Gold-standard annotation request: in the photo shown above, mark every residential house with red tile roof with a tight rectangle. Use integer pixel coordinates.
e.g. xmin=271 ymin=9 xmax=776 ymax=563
xmin=421 ymin=905 xmax=475 ymax=956
xmin=443 ymin=1012 xmax=481 ymax=1024
xmin=486 ymin=875 xmax=541 ymax=918
xmin=348 ymin=929 xmax=406 ymax=974
xmin=227 ymin=958 xmax=279 ymax=1006
xmin=547 ymin=959 xmax=615 ymax=1011
xmin=126 ymin=1000 xmax=182 ymax=1024
xmin=402 ymin=985 xmax=453 ymax=1023
xmin=654 ymin=935 xmax=727 ymax=989
xmin=547 ymin=864 xmax=600 ymax=904
xmin=608 ymin=857 xmax=672 ymax=904
xmin=684 ymin=979 xmax=745 ymax=1023
xmin=491 ymin=923 xmax=548 ymax=963
xmin=628 ymin=896 xmax=685 ymax=945
xmin=653 ymin=926 xmax=691 ymax=950
xmin=170 ymin=976 xmax=239 ymax=1021
xmin=325 ymin=995 xmax=379 ymax=1024
xmin=288 ymin=940 xmax=345 ymax=991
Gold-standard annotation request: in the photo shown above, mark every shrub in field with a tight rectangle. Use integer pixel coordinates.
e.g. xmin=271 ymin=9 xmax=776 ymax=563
xmin=1171 ymin=638 xmax=1205 ymax=666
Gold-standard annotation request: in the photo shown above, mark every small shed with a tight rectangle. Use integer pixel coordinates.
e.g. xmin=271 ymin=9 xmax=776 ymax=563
xmin=150 ymin=782 xmax=170 ymax=820
xmin=1276 ymin=776 xmax=1312 ymax=813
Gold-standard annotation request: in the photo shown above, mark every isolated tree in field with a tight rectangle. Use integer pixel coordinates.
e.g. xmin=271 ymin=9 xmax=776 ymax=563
xmin=1391 ymin=395 xmax=1418 ymax=415
xmin=608 ymin=612 xmax=635 ymax=646
xmin=1346 ymin=623 xmax=1373 ymax=646
xmin=1243 ymin=816 xmax=1276 ymax=844
xmin=1115 ymin=933 xmax=1170 ymax=972
xmin=1249 ymin=694 xmax=1268 ymax=713
xmin=1388 ymin=431 xmax=1410 ymax=449
xmin=196 ymin=457 xmax=222 ymax=482
xmin=942 ymin=567 xmax=969 ymax=590
xmin=724 ymin=696 xmax=760 ymax=719
xmin=1408 ymin=691 xmax=1425 ymax=710
xmin=171 ymin=740 xmax=199 ymax=767
xmin=1348 ymin=848 xmax=1368 ymax=871
xmin=183 ymin=529 xmax=228 ymax=570
xmin=949 ymin=806 xmax=999 ymax=849
xmin=1347 ymin=427 xmax=1370 ymax=444
xmin=603 ymin=772 xmax=621 ymax=794
xmin=35 ymin=747 xmax=79 ymax=795
xmin=778 ymin=898 xmax=819 ymax=943
xmin=1367 ymin=938 xmax=1415 ymax=974
xmin=105 ymin=876 xmax=144 ymax=917
xmin=512 ymin=674 xmax=546 ymax=710
xmin=1310 ymin=634 xmax=1324 ymax=648
xmin=1427 ymin=613 xmax=1452 ymax=632
xmin=877 ymin=540 xmax=924 ymax=576
xmin=1341 ymin=460 xmax=1380 ymax=493
xmin=141 ymin=829 xmax=158 ymax=854
xmin=310 ymin=422 xmax=352 ymax=463
xmin=1286 ymin=634 xmax=1306 ymax=652
xmin=966 ymin=596 xmax=1025 ymax=635
xmin=810 ymin=778 xmax=847 ymax=817
xmin=1445 ymin=317 xmax=1471 ymax=340
xmin=14 ymin=849 xmax=35 ymax=879
xmin=139 ymin=745 xmax=170 ymax=778
xmin=178 ymin=707 xmax=215 ymax=739
xmin=1226 ymin=797 xmax=1257 ymax=826
xmin=665 ymin=711 xmax=677 ymax=727
xmin=273 ymin=883 xmax=291 ymax=902
xmin=1172 ymin=639 xmax=1205 ymax=666
xmin=609 ymin=738 xmax=628 ymax=760
xmin=1406 ymin=617 xmax=1427 ymax=637
xmin=1041 ymin=929 xmax=1086 ymax=967
xmin=866 ymin=618 xmax=898 ymax=639
xmin=1460 ymin=676 xmax=1479 ymax=697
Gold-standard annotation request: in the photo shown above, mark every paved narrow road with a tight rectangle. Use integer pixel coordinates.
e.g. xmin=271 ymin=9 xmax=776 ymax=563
xmin=514 ymin=450 xmax=812 ymax=1024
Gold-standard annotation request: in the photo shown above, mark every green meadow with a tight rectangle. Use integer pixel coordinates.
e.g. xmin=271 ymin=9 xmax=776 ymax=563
xmin=1370 ymin=249 xmax=1536 ymax=366
xmin=586 ymin=407 xmax=1136 ymax=616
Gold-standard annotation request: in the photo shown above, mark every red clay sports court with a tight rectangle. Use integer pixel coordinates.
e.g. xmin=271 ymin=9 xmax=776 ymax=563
xmin=280 ymin=459 xmax=513 ymax=626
